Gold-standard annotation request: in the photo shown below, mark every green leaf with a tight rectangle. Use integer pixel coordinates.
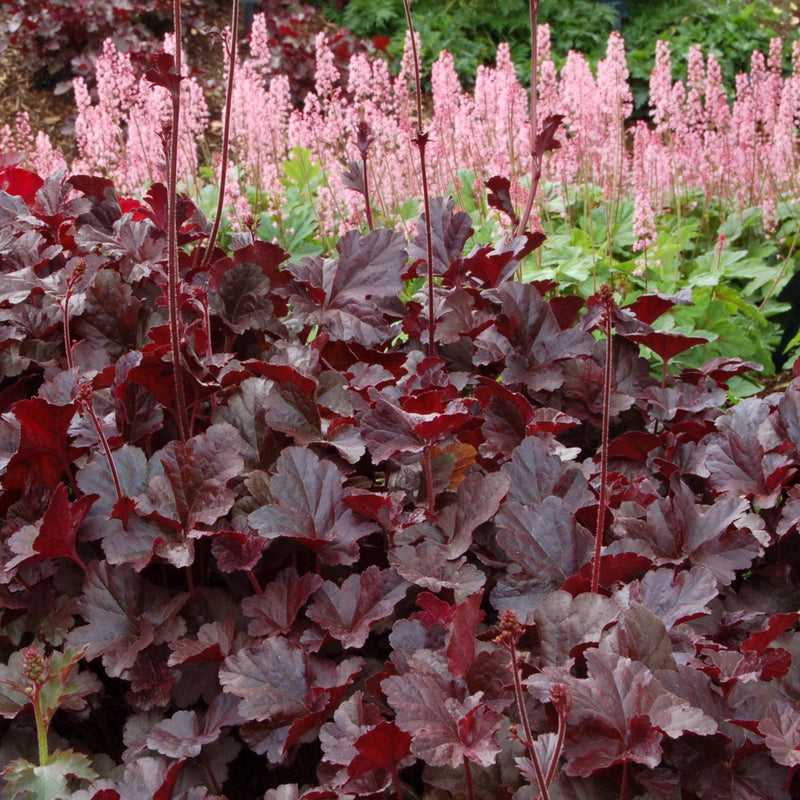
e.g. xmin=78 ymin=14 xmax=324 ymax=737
xmin=3 ymin=750 xmax=96 ymax=800
xmin=282 ymin=147 xmax=322 ymax=189
xmin=0 ymin=648 xmax=98 ymax=724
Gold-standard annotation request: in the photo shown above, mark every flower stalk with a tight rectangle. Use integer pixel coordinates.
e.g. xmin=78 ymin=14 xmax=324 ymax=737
xmin=22 ymin=647 xmax=49 ymax=766
xmin=201 ymin=0 xmax=239 ymax=269
xmin=591 ymin=284 xmax=614 ymax=594
xmin=78 ymin=383 xmax=123 ymax=504
xmin=496 ymin=610 xmax=552 ymax=800
xmin=402 ymin=0 xmax=436 ymax=358
xmin=168 ymin=0 xmax=190 ymax=442
xmin=517 ymin=0 xmax=541 ymax=237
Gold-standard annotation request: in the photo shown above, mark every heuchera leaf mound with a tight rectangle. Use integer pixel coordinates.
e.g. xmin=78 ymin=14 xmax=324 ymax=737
xmin=0 ymin=161 xmax=798 ymax=800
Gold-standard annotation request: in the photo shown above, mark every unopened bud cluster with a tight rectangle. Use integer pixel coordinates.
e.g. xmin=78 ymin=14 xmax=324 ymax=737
xmin=22 ymin=647 xmax=48 ymax=686
xmin=494 ymin=609 xmax=524 ymax=648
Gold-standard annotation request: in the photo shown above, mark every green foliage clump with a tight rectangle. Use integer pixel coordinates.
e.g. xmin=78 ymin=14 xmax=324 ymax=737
xmin=309 ymin=0 xmax=792 ymax=112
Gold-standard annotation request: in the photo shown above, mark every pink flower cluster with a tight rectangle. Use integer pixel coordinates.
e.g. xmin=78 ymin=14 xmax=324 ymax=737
xmin=0 ymin=111 xmax=66 ymax=176
xmin=70 ymin=35 xmax=208 ymax=195
xmin=6 ymin=21 xmax=800 ymax=240
xmin=641 ymin=37 xmax=800 ymax=233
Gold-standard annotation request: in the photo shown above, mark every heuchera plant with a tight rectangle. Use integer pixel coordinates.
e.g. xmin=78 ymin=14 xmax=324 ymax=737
xmin=0 ymin=5 xmax=799 ymax=800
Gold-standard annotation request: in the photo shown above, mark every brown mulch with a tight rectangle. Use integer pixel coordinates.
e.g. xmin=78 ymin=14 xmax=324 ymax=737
xmin=0 ymin=40 xmax=80 ymax=161
xmin=0 ymin=6 xmax=239 ymax=166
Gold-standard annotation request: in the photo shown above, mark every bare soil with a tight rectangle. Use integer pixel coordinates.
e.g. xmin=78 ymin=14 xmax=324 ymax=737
xmin=0 ymin=6 xmax=236 ymax=165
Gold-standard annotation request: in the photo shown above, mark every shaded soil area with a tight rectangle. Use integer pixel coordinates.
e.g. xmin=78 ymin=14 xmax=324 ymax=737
xmin=0 ymin=5 xmax=250 ymax=165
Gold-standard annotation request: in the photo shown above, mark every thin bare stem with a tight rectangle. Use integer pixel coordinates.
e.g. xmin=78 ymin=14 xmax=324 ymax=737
xmin=619 ymin=759 xmax=630 ymax=800
xmin=201 ymin=0 xmax=239 ymax=269
xmin=79 ymin=385 xmax=123 ymax=503
xmin=401 ymin=0 xmax=436 ymax=357
xmin=62 ymin=289 xmax=75 ymax=370
xmin=62 ymin=260 xmax=87 ymax=370
xmin=423 ymin=445 xmax=435 ymax=513
xmin=591 ymin=286 xmax=614 ymax=594
xmin=168 ymin=0 xmax=190 ymax=442
xmin=463 ymin=755 xmax=475 ymax=800
xmin=247 ymin=569 xmax=262 ymax=595
xmin=391 ymin=768 xmax=404 ymax=800
xmin=545 ymin=686 xmax=570 ymax=786
xmin=516 ymin=0 xmax=540 ymax=237
xmin=362 ymin=150 xmax=374 ymax=232
xmin=355 ymin=121 xmax=375 ymax=231
xmin=494 ymin=614 xmax=551 ymax=800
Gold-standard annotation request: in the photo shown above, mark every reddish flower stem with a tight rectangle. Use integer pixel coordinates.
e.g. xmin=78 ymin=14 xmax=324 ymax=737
xmin=545 ymin=710 xmax=566 ymax=785
xmin=391 ymin=767 xmax=404 ymax=800
xmin=361 ymin=148 xmax=374 ymax=232
xmin=168 ymin=0 xmax=190 ymax=442
xmin=508 ymin=638 xmax=550 ymax=800
xmin=423 ymin=445 xmax=435 ymax=513
xmin=619 ymin=759 xmax=630 ymax=800
xmin=247 ymin=569 xmax=262 ymax=595
xmin=201 ymin=0 xmax=239 ymax=269
xmin=83 ymin=394 xmax=123 ymax=503
xmin=402 ymin=0 xmax=436 ymax=358
xmin=516 ymin=0 xmax=540 ymax=237
xmin=62 ymin=287 xmax=75 ymax=371
xmin=591 ymin=288 xmax=614 ymax=594
xmin=463 ymin=755 xmax=475 ymax=800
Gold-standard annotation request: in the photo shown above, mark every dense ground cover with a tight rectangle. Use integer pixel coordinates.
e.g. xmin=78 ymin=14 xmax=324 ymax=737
xmin=0 ymin=1 xmax=799 ymax=799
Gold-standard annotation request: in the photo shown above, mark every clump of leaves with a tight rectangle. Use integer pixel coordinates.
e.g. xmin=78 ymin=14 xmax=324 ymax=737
xmin=0 ymin=156 xmax=799 ymax=799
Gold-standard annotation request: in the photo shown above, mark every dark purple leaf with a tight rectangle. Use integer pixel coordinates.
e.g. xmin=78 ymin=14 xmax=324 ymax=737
xmin=702 ymin=397 xmax=796 ymax=508
xmin=679 ymin=356 xmax=762 ymax=387
xmin=759 ymin=701 xmax=800 ymax=767
xmin=533 ymin=590 xmax=622 ymax=666
xmin=341 ymin=159 xmax=365 ymax=194
xmin=389 ymin=541 xmax=486 ymax=603
xmin=72 ymin=270 xmax=146 ymax=360
xmin=501 ymin=436 xmax=592 ymax=509
xmin=617 ymin=566 xmax=719 ymax=629
xmin=306 ymin=566 xmax=408 ymax=648
xmin=167 ymin=618 xmax=236 ymax=666
xmin=536 ymin=113 xmax=565 ymax=160
xmin=144 ymin=52 xmax=181 ymax=93
xmin=67 ymin=561 xmax=188 ymax=677
xmin=138 ymin=424 xmax=244 ymax=537
xmin=4 ymin=398 xmax=83 ymax=492
xmin=561 ymin=553 xmax=653 ymax=595
xmin=740 ymin=612 xmax=799 ymax=655
xmin=671 ymin=736 xmax=791 ymax=799
xmin=526 ymin=650 xmax=716 ymax=776
xmin=248 ymin=447 xmax=378 ymax=565
xmin=289 ymin=228 xmax=406 ymax=346
xmin=445 ymin=591 xmax=484 ymax=680
xmin=348 ymin=720 xmax=413 ymax=778
xmin=485 ymin=176 xmax=519 ymax=228
xmin=209 ymin=241 xmax=290 ymax=334
xmin=611 ymin=478 xmax=760 ymax=584
xmin=145 ymin=710 xmax=218 ymax=758
xmin=242 ymin=568 xmax=323 ymax=637
xmin=4 ymin=483 xmax=96 ymax=573
xmin=409 ymin=196 xmax=474 ymax=275
xmin=599 ymin=602 xmax=677 ymax=671
xmin=625 ymin=329 xmax=708 ymax=364
xmin=452 ymin=232 xmax=546 ymax=290
xmin=496 ymin=496 xmax=594 ymax=585
xmin=219 ymin=637 xmax=362 ymax=761
xmin=622 ymin=290 xmax=692 ymax=326
xmin=433 ymin=471 xmax=510 ymax=559
xmin=210 ymin=527 xmax=266 ymax=574
xmin=476 ymin=282 xmax=594 ymax=391
xmin=382 ymin=669 xmax=503 ymax=768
